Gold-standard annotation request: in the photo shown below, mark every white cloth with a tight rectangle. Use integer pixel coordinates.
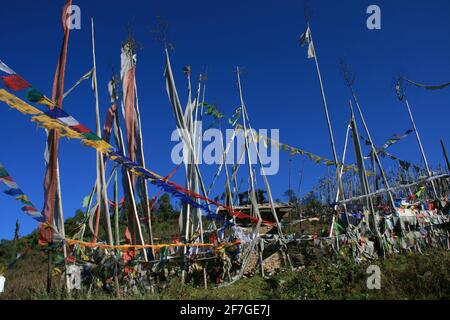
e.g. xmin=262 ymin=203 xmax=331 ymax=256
xmin=66 ymin=265 xmax=81 ymax=290
xmin=0 ymin=60 xmax=15 ymax=74
xmin=299 ymin=26 xmax=315 ymax=59
xmin=0 ymin=276 xmax=5 ymax=293
xmin=120 ymin=44 xmax=135 ymax=119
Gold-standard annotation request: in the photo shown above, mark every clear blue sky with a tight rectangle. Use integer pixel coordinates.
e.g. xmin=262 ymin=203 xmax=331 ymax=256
xmin=0 ymin=0 xmax=449 ymax=239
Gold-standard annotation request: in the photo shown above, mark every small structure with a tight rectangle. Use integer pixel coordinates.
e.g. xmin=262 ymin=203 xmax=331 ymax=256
xmin=217 ymin=203 xmax=292 ymax=225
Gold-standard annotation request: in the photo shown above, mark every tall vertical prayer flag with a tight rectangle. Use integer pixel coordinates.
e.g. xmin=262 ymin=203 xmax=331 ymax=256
xmin=40 ymin=0 xmax=72 ymax=244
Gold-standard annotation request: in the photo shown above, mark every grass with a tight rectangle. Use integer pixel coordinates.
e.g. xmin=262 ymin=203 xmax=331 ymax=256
xmin=1 ymin=247 xmax=449 ymax=300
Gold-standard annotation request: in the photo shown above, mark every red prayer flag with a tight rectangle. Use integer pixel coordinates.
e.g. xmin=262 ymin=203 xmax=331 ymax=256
xmin=1 ymin=74 xmax=31 ymax=91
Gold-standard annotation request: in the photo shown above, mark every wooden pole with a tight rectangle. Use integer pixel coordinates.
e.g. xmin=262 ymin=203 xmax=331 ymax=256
xmin=236 ymin=67 xmax=263 ymax=277
xmin=134 ymin=77 xmax=155 ymax=253
xmin=47 ymin=250 xmax=52 ymax=295
xmin=307 ymin=23 xmax=344 ymax=202
xmin=338 ymin=174 xmax=449 ymax=204
xmin=403 ymin=98 xmax=438 ymax=199
xmin=306 ymin=23 xmax=347 ymax=238
xmin=349 ymin=102 xmax=376 ymax=233
xmin=441 ymin=139 xmax=450 ymax=173
xmin=350 ymin=88 xmax=397 ymax=210
xmin=91 ymin=18 xmax=114 ymax=245
xmin=243 ymin=116 xmax=294 ymax=270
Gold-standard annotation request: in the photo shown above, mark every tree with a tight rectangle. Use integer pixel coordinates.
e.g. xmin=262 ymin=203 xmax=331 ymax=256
xmin=155 ymin=193 xmax=175 ymax=221
xmin=255 ymin=189 xmax=267 ymax=204
xmin=13 ymin=220 xmax=20 ymax=243
xmin=238 ymin=189 xmax=267 ymax=204
xmin=284 ymin=189 xmax=299 ymax=204
xmin=238 ymin=192 xmax=248 ymax=205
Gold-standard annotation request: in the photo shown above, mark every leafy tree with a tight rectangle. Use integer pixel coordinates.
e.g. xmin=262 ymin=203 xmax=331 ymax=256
xmin=238 ymin=192 xmax=248 ymax=205
xmin=255 ymin=189 xmax=267 ymax=204
xmin=155 ymin=193 xmax=175 ymax=221
xmin=237 ymin=189 xmax=267 ymax=205
xmin=284 ymin=189 xmax=299 ymax=204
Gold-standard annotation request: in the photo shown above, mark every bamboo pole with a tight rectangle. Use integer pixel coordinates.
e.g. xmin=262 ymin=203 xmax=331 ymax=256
xmin=47 ymin=250 xmax=52 ymax=295
xmin=349 ymin=102 xmax=377 ymax=235
xmin=306 ymin=23 xmax=346 ymax=238
xmin=243 ymin=106 xmax=293 ymax=269
xmin=91 ymin=18 xmax=114 ymax=245
xmin=134 ymin=76 xmax=155 ymax=255
xmin=55 ymin=162 xmax=70 ymax=294
xmin=192 ymin=77 xmax=208 ymax=289
xmin=338 ymin=174 xmax=449 ymax=204
xmin=236 ymin=67 xmax=263 ymax=277
xmin=403 ymin=98 xmax=438 ymax=198
xmin=349 ymin=87 xmax=397 ymax=210
xmin=307 ymin=23 xmax=344 ymax=202
xmin=441 ymin=139 xmax=450 ymax=173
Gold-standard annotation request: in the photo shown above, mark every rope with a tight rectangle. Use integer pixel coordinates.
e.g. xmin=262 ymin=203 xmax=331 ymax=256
xmin=64 ymin=238 xmax=241 ymax=251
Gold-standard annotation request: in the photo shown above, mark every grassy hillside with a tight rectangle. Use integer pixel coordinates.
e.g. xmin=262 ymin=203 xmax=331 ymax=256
xmin=1 ymin=244 xmax=449 ymax=300
xmin=1 ymin=199 xmax=448 ymax=300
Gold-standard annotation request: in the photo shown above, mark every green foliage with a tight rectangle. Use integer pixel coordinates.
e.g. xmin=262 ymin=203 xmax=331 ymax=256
xmin=237 ymin=189 xmax=267 ymax=205
xmin=1 ymin=243 xmax=449 ymax=300
xmin=154 ymin=193 xmax=176 ymax=221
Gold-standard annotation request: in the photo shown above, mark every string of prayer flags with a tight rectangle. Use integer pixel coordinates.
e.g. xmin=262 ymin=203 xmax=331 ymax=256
xmin=403 ymin=77 xmax=450 ymax=91
xmin=0 ymin=163 xmax=46 ymax=222
xmin=0 ymin=59 xmax=54 ymax=108
xmin=359 ymin=128 xmax=414 ymax=153
xmin=381 ymin=129 xmax=414 ymax=150
xmin=0 ymin=60 xmax=31 ymax=91
xmin=358 ymin=130 xmax=420 ymax=172
xmin=26 ymin=88 xmax=54 ymax=108
xmin=0 ymin=88 xmax=272 ymax=227
xmin=1 ymin=74 xmax=31 ymax=91
xmin=0 ymin=89 xmax=42 ymax=115
xmin=234 ymin=125 xmax=365 ymax=174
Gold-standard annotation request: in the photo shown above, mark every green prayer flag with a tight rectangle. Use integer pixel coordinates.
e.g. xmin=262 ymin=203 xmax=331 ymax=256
xmin=26 ymin=88 xmax=44 ymax=103
xmin=83 ymin=132 xmax=102 ymax=141
xmin=0 ymin=166 xmax=9 ymax=178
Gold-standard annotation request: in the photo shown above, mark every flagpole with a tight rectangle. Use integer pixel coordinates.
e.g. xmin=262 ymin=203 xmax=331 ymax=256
xmin=305 ymin=23 xmax=345 ymax=238
xmin=335 ymin=120 xmax=351 ymax=202
xmin=134 ymin=74 xmax=155 ymax=250
xmin=348 ymin=86 xmax=405 ymax=235
xmin=335 ymin=118 xmax=351 ymax=225
xmin=349 ymin=101 xmax=377 ymax=235
xmin=441 ymin=139 xmax=450 ymax=173
xmin=242 ymin=102 xmax=293 ymax=270
xmin=91 ymin=18 xmax=114 ymax=246
xmin=307 ymin=23 xmax=344 ymax=202
xmin=403 ymin=98 xmax=438 ymax=199
xmin=43 ymin=0 xmax=73 ymax=294
xmin=192 ymin=76 xmax=209 ymax=289
xmin=236 ymin=67 xmax=263 ymax=278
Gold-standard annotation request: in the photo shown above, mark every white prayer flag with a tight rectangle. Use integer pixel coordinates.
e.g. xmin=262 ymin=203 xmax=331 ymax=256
xmin=299 ymin=26 xmax=315 ymax=59
xmin=0 ymin=60 xmax=15 ymax=75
